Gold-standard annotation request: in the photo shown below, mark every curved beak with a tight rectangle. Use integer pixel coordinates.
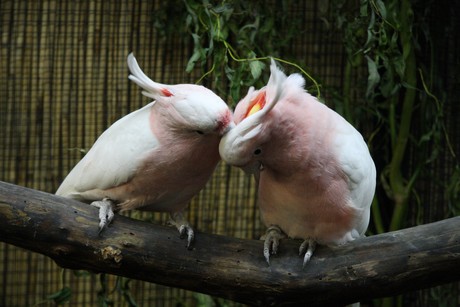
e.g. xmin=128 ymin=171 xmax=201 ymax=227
xmin=219 ymin=121 xmax=235 ymax=136
xmin=216 ymin=109 xmax=235 ymax=136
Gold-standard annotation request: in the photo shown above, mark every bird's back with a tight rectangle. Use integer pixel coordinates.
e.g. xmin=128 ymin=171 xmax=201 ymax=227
xmin=56 ymin=102 xmax=158 ymax=201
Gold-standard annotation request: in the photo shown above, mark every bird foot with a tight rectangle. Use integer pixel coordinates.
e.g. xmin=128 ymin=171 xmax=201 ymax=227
xmin=169 ymin=212 xmax=194 ymax=249
xmin=90 ymin=198 xmax=115 ymax=233
xmin=261 ymin=225 xmax=285 ymax=265
xmin=299 ymin=238 xmax=317 ymax=268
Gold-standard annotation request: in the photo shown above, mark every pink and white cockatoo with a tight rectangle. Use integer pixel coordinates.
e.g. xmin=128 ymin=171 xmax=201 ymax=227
xmin=219 ymin=60 xmax=376 ymax=266
xmin=56 ymin=53 xmax=233 ymax=247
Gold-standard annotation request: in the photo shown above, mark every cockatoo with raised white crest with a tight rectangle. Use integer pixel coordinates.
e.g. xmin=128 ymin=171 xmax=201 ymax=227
xmin=219 ymin=59 xmax=376 ymax=266
xmin=56 ymin=53 xmax=233 ymax=248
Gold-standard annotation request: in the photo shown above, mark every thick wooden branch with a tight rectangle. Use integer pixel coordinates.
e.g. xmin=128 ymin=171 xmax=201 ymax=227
xmin=0 ymin=181 xmax=459 ymax=306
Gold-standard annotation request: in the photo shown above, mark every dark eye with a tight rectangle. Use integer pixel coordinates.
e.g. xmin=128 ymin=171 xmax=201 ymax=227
xmin=195 ymin=130 xmax=204 ymax=135
xmin=254 ymin=148 xmax=262 ymax=155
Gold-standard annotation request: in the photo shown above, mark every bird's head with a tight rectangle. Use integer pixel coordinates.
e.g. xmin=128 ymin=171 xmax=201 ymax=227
xmin=219 ymin=59 xmax=287 ymax=173
xmin=154 ymin=85 xmax=233 ymax=137
xmin=127 ymin=53 xmax=233 ymax=138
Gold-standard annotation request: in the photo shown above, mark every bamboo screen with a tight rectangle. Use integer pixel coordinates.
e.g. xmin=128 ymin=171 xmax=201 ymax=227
xmin=1 ymin=0 xmax=458 ymax=306
xmin=0 ymin=1 xmax=350 ymax=305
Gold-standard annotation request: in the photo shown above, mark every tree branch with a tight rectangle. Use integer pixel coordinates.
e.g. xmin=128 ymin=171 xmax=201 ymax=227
xmin=0 ymin=180 xmax=459 ymax=306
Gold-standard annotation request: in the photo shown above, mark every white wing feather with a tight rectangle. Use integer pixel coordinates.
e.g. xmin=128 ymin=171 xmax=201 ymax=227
xmin=332 ymin=117 xmax=376 ymax=233
xmin=56 ymin=102 xmax=158 ymax=199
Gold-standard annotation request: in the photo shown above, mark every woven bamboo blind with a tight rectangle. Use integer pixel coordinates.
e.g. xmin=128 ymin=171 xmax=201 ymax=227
xmin=1 ymin=0 xmax=458 ymax=306
xmin=0 ymin=1 xmax=332 ymax=305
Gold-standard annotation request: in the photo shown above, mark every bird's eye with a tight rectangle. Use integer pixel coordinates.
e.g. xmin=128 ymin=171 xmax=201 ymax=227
xmin=195 ymin=130 xmax=204 ymax=135
xmin=254 ymin=148 xmax=262 ymax=155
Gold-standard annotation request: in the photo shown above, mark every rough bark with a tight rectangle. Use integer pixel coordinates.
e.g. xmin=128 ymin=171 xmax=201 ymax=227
xmin=0 ymin=181 xmax=459 ymax=306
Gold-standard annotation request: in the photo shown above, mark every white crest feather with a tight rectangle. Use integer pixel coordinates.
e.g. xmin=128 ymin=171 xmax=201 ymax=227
xmin=127 ymin=53 xmax=171 ymax=99
xmin=286 ymin=73 xmax=305 ymax=89
xmin=260 ymin=59 xmax=287 ymax=116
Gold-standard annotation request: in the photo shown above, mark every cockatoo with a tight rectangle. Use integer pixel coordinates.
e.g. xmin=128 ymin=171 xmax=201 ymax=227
xmin=219 ymin=60 xmax=376 ymax=266
xmin=56 ymin=53 xmax=233 ymax=247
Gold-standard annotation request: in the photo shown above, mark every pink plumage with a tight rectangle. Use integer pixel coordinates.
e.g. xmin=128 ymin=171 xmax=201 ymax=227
xmin=57 ymin=53 xmax=233 ymax=247
xmin=219 ymin=59 xmax=376 ymax=266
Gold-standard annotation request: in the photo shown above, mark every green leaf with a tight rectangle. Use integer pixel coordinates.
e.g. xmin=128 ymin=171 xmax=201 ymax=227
xmin=393 ymin=54 xmax=406 ymax=78
xmin=186 ymin=33 xmax=205 ymax=73
xmin=365 ymin=55 xmax=381 ymax=99
xmin=402 ymin=39 xmax=412 ymax=60
xmin=46 ymin=286 xmax=72 ymax=305
xmin=363 ymin=10 xmax=376 ymax=50
xmin=360 ymin=0 xmax=368 ymax=17
xmin=249 ymin=60 xmax=265 ymax=80
xmin=120 ymin=278 xmax=138 ymax=307
xmin=72 ymin=270 xmax=91 ymax=277
xmin=186 ymin=51 xmax=203 ymax=73
xmin=380 ymin=70 xmax=399 ymax=97
xmin=194 ymin=293 xmax=215 ymax=307
xmin=375 ymin=0 xmax=387 ymax=19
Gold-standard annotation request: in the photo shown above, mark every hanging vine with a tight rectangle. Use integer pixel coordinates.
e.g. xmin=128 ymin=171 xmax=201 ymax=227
xmin=328 ymin=0 xmax=458 ymax=233
xmin=153 ymin=0 xmax=321 ymax=105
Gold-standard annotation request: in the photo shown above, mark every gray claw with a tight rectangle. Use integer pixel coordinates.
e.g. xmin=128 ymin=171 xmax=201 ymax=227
xmin=299 ymin=239 xmax=317 ymax=268
xmin=170 ymin=212 xmax=195 ymax=248
xmin=263 ymin=239 xmax=272 ymax=265
xmin=261 ymin=225 xmax=285 ymax=265
xmin=91 ymin=198 xmax=115 ymax=234
xmin=186 ymin=227 xmax=194 ymax=249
